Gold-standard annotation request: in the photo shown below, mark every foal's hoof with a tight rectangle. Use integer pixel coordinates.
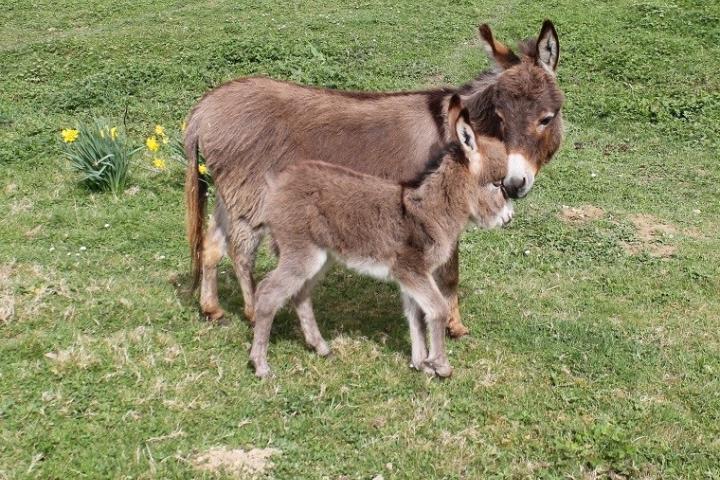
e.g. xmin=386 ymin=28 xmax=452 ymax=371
xmin=253 ymin=364 xmax=272 ymax=379
xmin=423 ymin=359 xmax=453 ymax=378
xmin=315 ymin=342 xmax=332 ymax=357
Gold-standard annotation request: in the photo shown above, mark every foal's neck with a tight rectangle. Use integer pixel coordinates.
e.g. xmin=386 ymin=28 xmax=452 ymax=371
xmin=403 ymin=151 xmax=473 ymax=240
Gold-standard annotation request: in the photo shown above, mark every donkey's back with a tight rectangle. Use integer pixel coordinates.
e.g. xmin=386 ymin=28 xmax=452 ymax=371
xmin=189 ymin=76 xmax=448 ymax=220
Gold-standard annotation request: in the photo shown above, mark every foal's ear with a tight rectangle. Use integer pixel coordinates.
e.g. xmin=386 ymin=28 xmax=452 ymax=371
xmin=536 ymin=20 xmax=560 ymax=73
xmin=449 ymin=94 xmax=482 ymax=174
xmin=479 ymin=24 xmax=521 ymax=70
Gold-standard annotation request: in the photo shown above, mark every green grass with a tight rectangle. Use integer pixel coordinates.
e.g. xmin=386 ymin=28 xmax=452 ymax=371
xmin=2 ymin=0 xmax=720 ymax=478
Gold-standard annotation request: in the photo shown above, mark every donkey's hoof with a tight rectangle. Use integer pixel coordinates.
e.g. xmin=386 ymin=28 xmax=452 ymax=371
xmin=244 ymin=306 xmax=255 ymax=326
xmin=447 ymin=321 xmax=469 ymax=338
xmin=202 ymin=306 xmax=226 ymax=322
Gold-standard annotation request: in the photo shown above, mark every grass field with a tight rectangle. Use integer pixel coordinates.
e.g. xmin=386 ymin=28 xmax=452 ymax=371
xmin=2 ymin=0 xmax=720 ymax=478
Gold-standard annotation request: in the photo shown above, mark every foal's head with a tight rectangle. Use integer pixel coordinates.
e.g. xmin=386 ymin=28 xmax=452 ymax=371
xmin=468 ymin=21 xmax=565 ymax=198
xmin=447 ymin=94 xmax=512 ymax=228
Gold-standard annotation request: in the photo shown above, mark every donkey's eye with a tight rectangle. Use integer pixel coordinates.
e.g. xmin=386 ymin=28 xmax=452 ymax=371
xmin=540 ymin=115 xmax=554 ymax=126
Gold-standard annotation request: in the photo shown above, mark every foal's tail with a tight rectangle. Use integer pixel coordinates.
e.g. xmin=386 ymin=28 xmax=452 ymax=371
xmin=184 ymin=114 xmax=207 ymax=291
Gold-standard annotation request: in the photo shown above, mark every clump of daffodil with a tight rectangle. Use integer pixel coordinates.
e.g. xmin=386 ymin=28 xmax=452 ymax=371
xmin=145 ymin=120 xmax=212 ymax=186
xmin=146 ymin=136 xmax=160 ymax=152
xmin=61 ymin=128 xmax=80 ymax=143
xmin=60 ymin=120 xmax=140 ymax=194
xmin=153 ymin=157 xmax=167 ymax=170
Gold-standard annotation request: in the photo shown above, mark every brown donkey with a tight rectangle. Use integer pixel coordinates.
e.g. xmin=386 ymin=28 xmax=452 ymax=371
xmin=249 ymin=95 xmax=511 ymax=378
xmin=184 ymin=21 xmax=564 ymax=337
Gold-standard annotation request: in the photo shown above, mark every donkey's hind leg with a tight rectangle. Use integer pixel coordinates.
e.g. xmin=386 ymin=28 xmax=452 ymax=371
xmin=292 ymin=261 xmax=332 ymax=357
xmin=250 ymin=248 xmax=328 ymax=378
xmin=200 ymin=214 xmax=227 ymax=321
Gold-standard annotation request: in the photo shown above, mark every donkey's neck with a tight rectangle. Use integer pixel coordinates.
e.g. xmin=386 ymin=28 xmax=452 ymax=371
xmin=460 ymin=72 xmax=503 ymax=140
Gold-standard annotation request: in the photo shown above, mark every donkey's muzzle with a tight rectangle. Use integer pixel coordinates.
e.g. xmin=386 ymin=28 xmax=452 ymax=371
xmin=502 ymin=176 xmax=527 ymax=199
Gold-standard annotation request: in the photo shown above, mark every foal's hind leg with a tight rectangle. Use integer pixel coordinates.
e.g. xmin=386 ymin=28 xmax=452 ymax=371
xmin=292 ymin=261 xmax=332 ymax=357
xmin=200 ymin=215 xmax=227 ymax=321
xmin=250 ymin=248 xmax=328 ymax=378
xmin=227 ymin=220 xmax=264 ymax=325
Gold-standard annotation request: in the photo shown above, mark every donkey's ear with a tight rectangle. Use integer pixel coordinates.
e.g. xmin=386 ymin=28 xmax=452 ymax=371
xmin=479 ymin=24 xmax=521 ymax=70
xmin=455 ymin=108 xmax=478 ymax=153
xmin=536 ymin=20 xmax=559 ymax=73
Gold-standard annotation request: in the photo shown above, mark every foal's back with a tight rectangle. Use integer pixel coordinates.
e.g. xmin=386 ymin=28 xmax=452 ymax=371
xmin=266 ymin=161 xmax=407 ymax=259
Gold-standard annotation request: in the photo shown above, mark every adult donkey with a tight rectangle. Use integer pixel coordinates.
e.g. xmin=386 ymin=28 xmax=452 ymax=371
xmin=184 ymin=21 xmax=564 ymax=337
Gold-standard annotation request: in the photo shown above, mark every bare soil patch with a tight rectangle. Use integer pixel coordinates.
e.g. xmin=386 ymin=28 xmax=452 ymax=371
xmin=559 ymin=205 xmax=605 ymax=223
xmin=622 ymin=214 xmax=678 ymax=258
xmin=192 ymin=447 xmax=281 ymax=478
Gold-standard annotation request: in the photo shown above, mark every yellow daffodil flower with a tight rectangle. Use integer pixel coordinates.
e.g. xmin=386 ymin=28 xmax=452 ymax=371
xmin=110 ymin=127 xmax=118 ymax=141
xmin=198 ymin=164 xmax=208 ymax=175
xmin=153 ymin=157 xmax=166 ymax=170
xmin=61 ymin=128 xmax=79 ymax=143
xmin=181 ymin=120 xmax=187 ymax=132
xmin=146 ymin=136 xmax=160 ymax=152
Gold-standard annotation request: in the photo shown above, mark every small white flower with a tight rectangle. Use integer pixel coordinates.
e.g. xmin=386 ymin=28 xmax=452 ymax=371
xmin=524 ymin=250 xmax=530 ymax=256
xmin=79 ymin=246 xmax=86 ymax=251
xmin=104 ymin=223 xmax=110 ymax=228
xmin=49 ymin=246 xmax=55 ymax=252
xmin=692 ymin=209 xmax=701 ymax=215
xmin=590 ymin=172 xmax=597 ymax=178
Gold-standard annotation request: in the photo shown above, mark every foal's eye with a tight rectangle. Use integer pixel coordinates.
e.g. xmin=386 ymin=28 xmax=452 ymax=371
xmin=540 ymin=115 xmax=554 ymax=126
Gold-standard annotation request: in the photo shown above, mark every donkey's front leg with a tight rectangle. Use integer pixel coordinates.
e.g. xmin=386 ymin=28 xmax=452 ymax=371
xmin=434 ymin=245 xmax=469 ymax=338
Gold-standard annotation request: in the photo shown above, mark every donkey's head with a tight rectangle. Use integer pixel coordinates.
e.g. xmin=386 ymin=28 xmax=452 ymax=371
xmin=448 ymin=94 xmax=513 ymax=228
xmin=469 ymin=20 xmax=564 ymax=198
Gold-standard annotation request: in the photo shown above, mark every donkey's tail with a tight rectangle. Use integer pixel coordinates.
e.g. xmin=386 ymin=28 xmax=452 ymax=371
xmin=184 ymin=115 xmax=207 ymax=291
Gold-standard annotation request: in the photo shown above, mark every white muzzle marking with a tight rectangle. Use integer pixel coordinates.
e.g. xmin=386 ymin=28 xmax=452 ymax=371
xmin=504 ymin=153 xmax=535 ymax=198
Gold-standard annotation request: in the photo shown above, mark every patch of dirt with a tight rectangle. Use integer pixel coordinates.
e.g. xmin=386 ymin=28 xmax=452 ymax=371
xmin=0 ymin=263 xmax=15 ymax=323
xmin=559 ymin=205 xmax=605 ymax=223
xmin=622 ymin=214 xmax=678 ymax=258
xmin=192 ymin=447 xmax=281 ymax=478
xmin=24 ymin=225 xmax=42 ymax=239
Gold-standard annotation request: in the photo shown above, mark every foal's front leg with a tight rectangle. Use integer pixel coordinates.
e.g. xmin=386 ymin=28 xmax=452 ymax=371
xmin=399 ymin=275 xmax=453 ymax=378
xmin=401 ymin=293 xmax=429 ymax=372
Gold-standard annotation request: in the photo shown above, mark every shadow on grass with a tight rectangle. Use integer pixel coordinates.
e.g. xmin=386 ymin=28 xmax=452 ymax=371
xmin=172 ymin=262 xmax=413 ymax=357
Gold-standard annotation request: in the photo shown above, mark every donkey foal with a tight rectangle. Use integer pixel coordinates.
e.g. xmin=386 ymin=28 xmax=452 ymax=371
xmin=249 ymin=96 xmax=512 ymax=378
